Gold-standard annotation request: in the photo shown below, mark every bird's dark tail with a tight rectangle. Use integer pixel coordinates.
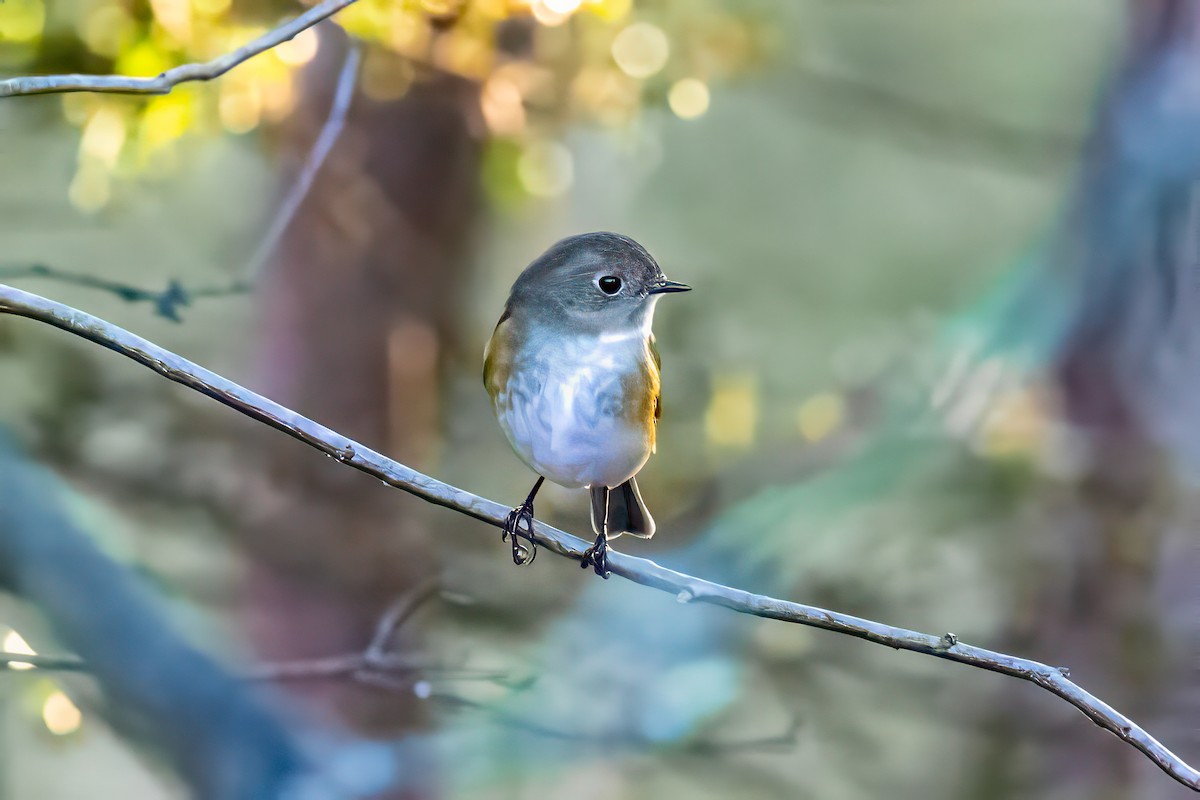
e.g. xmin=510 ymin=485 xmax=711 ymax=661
xmin=590 ymin=478 xmax=655 ymax=539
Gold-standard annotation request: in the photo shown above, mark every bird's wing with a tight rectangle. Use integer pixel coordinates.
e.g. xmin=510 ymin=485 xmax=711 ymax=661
xmin=483 ymin=305 xmax=514 ymax=401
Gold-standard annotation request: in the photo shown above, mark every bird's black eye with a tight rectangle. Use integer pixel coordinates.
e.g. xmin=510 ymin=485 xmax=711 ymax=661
xmin=598 ymin=276 xmax=622 ymax=295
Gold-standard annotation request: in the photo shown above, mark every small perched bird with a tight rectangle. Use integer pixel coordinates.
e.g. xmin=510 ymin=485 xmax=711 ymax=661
xmin=483 ymin=232 xmax=690 ymax=577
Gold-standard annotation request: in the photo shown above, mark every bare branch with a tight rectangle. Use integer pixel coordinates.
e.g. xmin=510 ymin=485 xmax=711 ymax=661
xmin=0 ymin=283 xmax=1196 ymax=792
xmin=366 ymin=578 xmax=441 ymax=661
xmin=0 ymin=264 xmax=247 ymax=322
xmin=0 ymin=0 xmax=360 ymax=98
xmin=2 ymin=581 xmax=506 ymax=685
xmin=2 ymin=648 xmax=511 ymax=684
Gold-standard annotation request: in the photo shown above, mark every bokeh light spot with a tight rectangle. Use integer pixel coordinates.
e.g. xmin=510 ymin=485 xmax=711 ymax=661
xmin=571 ymin=66 xmax=636 ymax=125
xmin=115 ymin=39 xmax=172 ymax=78
xmin=218 ymin=83 xmax=262 ymax=134
xmin=81 ymin=106 xmax=127 ymax=168
xmin=0 ymin=0 xmax=46 ymax=43
xmin=389 ymin=11 xmax=431 ymax=54
xmin=274 ymin=28 xmax=319 ymax=67
xmin=141 ymin=92 xmax=194 ymax=151
xmin=611 ymin=21 xmax=669 ymax=79
xmin=61 ymin=94 xmax=92 ymax=126
xmin=69 ymin=160 xmax=112 ymax=213
xmin=42 ymin=691 xmax=82 ymax=736
xmin=260 ymin=75 xmax=297 ymax=123
xmin=518 ymin=140 xmax=574 ymax=197
xmin=362 ymin=50 xmax=414 ymax=102
xmin=435 ymin=29 xmax=493 ymax=78
xmin=81 ymin=5 xmax=134 ymax=59
xmin=531 ymin=0 xmax=573 ymax=25
xmin=585 ymin=0 xmax=631 ymax=23
xmin=975 ymin=387 xmax=1048 ymax=459
xmin=668 ymin=78 xmax=709 ymax=120
xmin=706 ymin=373 xmax=758 ymax=447
xmin=481 ymin=74 xmax=526 ymax=135
xmin=797 ymin=392 xmax=844 ymax=442
xmin=148 ymin=0 xmax=192 ymax=44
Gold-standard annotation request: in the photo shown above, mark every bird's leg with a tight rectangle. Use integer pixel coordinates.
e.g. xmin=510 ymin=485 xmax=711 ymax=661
xmin=580 ymin=532 xmax=611 ymax=578
xmin=580 ymin=487 xmax=612 ymax=579
xmin=502 ymin=476 xmax=544 ymax=565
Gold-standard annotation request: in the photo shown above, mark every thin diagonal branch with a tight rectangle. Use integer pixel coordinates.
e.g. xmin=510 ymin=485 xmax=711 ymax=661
xmin=0 ymin=283 xmax=1196 ymax=793
xmin=0 ymin=0 xmax=360 ymax=98
xmin=247 ymin=44 xmax=361 ymax=279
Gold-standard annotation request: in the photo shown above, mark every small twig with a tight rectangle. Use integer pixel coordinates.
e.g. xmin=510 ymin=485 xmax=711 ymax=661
xmin=366 ymin=578 xmax=440 ymax=662
xmin=1 ymin=648 xmax=507 ymax=683
xmin=0 ymin=284 xmax=1197 ymax=792
xmin=0 ymin=0 xmax=361 ymax=98
xmin=3 ymin=581 xmax=506 ymax=687
xmin=0 ymin=265 xmax=246 ymax=322
xmin=247 ymin=45 xmax=361 ymax=280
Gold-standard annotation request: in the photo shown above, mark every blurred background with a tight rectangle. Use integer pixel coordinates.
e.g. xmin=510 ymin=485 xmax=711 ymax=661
xmin=2 ymin=0 xmax=1199 ymax=797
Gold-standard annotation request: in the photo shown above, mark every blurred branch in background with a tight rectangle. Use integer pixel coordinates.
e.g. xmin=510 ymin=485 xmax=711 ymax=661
xmin=0 ymin=44 xmax=362 ymax=321
xmin=0 ymin=264 xmax=245 ymax=322
xmin=245 ymin=44 xmax=361 ymax=280
xmin=0 ymin=283 xmax=1197 ymax=793
xmin=0 ymin=580 xmax=511 ymax=686
xmin=0 ymin=638 xmax=795 ymax=756
xmin=0 ymin=0 xmax=360 ymax=97
xmin=0 ymin=430 xmax=305 ymax=799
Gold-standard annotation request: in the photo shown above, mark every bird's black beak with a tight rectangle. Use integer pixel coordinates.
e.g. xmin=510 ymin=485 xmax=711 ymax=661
xmin=648 ymin=279 xmax=692 ymax=295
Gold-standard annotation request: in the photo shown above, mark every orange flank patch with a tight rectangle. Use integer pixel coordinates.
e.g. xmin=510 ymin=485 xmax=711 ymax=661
xmin=482 ymin=310 xmax=516 ymax=402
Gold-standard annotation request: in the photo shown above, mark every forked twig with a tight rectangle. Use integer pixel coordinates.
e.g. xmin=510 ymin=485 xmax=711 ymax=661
xmin=0 ymin=0 xmax=361 ymax=98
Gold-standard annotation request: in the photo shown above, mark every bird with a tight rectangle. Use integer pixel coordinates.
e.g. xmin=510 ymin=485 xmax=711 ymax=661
xmin=483 ymin=232 xmax=690 ymax=577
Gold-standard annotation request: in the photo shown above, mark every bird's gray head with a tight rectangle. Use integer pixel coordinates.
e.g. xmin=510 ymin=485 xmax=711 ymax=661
xmin=509 ymin=232 xmax=690 ymax=334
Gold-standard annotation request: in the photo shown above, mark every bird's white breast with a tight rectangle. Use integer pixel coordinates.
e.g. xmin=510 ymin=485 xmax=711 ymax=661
xmin=492 ymin=331 xmax=653 ymax=489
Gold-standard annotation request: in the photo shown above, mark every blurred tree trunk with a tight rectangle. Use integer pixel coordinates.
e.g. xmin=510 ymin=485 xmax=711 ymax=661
xmin=237 ymin=33 xmax=482 ymax=796
xmin=965 ymin=3 xmax=1200 ymax=798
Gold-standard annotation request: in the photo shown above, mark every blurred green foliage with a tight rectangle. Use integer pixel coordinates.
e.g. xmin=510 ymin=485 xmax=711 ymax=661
xmin=1 ymin=0 xmax=767 ymax=212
